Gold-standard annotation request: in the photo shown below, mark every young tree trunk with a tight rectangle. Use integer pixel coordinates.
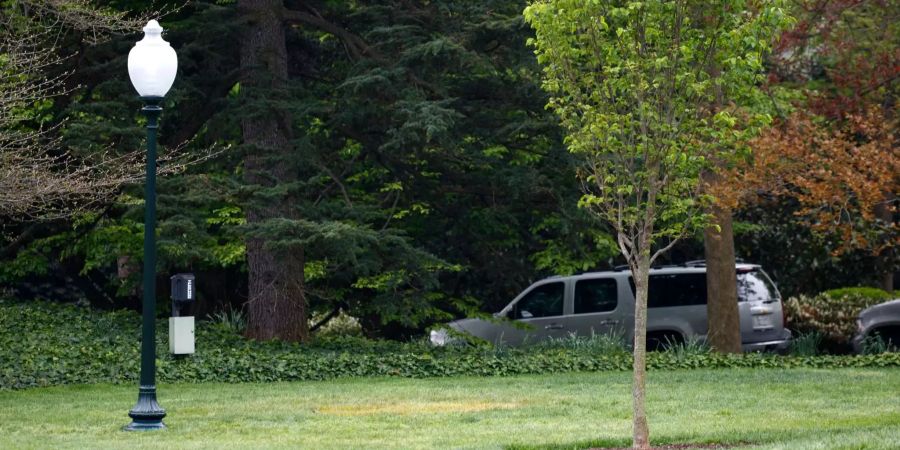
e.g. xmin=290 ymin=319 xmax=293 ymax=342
xmin=704 ymin=204 xmax=742 ymax=353
xmin=239 ymin=0 xmax=309 ymax=341
xmin=631 ymin=251 xmax=651 ymax=450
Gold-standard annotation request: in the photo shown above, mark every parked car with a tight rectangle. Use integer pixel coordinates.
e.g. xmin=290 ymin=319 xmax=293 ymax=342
xmin=430 ymin=262 xmax=792 ymax=352
xmin=851 ymin=298 xmax=900 ymax=353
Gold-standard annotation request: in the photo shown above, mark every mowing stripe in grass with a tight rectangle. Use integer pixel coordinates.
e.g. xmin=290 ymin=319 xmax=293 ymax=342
xmin=0 ymin=368 xmax=897 ymax=449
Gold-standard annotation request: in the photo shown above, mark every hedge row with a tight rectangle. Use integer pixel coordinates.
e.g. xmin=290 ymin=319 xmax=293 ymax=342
xmin=784 ymin=287 xmax=895 ymax=349
xmin=2 ymin=300 xmax=899 ymax=390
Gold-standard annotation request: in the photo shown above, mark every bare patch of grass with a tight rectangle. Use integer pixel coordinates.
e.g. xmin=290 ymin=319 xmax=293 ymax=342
xmin=317 ymin=400 xmax=522 ymax=416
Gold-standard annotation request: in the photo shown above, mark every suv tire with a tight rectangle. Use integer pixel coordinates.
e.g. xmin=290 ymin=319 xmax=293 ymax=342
xmin=647 ymin=331 xmax=683 ymax=351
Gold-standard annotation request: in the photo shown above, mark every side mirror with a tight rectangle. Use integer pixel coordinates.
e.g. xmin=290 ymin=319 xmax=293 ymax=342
xmin=496 ymin=305 xmax=516 ymax=320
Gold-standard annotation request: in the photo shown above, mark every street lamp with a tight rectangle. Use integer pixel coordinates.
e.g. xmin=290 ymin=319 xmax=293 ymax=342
xmin=124 ymin=19 xmax=177 ymax=432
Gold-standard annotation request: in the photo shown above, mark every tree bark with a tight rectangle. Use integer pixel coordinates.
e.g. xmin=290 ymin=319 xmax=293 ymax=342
xmin=704 ymin=203 xmax=742 ymax=353
xmin=631 ymin=251 xmax=651 ymax=450
xmin=874 ymin=200 xmax=895 ymax=292
xmin=239 ymin=0 xmax=308 ymax=341
xmin=875 ymin=89 xmax=895 ymax=292
xmin=0 ymin=224 xmax=43 ymax=259
xmin=700 ymin=44 xmax=742 ymax=353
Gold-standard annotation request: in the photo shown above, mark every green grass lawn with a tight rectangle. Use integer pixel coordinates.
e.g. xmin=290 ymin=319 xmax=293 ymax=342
xmin=1 ymin=368 xmax=898 ymax=449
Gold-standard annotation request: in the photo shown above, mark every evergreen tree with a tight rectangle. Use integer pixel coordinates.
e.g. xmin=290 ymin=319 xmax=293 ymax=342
xmin=2 ymin=1 xmax=615 ymax=338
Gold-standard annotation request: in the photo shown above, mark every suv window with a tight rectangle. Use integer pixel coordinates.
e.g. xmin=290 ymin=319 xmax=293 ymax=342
xmin=630 ymin=273 xmax=707 ymax=308
xmin=737 ymin=269 xmax=778 ymax=302
xmin=515 ymin=282 xmax=564 ymax=319
xmin=574 ymin=278 xmax=618 ymax=314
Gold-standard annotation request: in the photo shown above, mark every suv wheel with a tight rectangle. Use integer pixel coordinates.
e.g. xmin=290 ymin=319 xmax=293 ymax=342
xmin=868 ymin=326 xmax=900 ymax=352
xmin=647 ymin=331 xmax=683 ymax=351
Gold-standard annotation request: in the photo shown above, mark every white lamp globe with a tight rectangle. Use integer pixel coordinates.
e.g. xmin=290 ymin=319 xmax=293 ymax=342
xmin=127 ymin=20 xmax=177 ymax=97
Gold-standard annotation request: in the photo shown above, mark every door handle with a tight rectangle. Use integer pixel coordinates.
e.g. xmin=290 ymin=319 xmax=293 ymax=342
xmin=600 ymin=320 xmax=619 ymax=325
xmin=545 ymin=323 xmax=564 ymax=330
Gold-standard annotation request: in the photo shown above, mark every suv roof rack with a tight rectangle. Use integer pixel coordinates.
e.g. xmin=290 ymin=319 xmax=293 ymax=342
xmin=613 ymin=263 xmax=683 ymax=271
xmin=683 ymin=258 xmax=747 ymax=268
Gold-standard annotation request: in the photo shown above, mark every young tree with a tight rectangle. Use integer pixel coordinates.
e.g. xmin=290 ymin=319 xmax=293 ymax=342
xmin=0 ymin=1 xmax=148 ymax=221
xmin=525 ymin=1 xmax=788 ymax=447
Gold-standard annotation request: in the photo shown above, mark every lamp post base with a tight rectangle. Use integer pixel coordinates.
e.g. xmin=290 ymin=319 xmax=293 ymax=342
xmin=124 ymin=385 xmax=166 ymax=431
xmin=124 ymin=420 xmax=166 ymax=432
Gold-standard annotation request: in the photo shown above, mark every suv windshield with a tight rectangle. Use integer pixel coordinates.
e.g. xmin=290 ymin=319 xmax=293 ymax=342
xmin=736 ymin=269 xmax=779 ymax=302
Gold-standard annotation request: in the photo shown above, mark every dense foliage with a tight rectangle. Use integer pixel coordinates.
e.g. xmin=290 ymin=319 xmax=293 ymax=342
xmin=0 ymin=0 xmax=895 ymax=341
xmin=784 ymin=287 xmax=895 ymax=350
xmin=1 ymin=0 xmax=617 ymax=337
xmin=2 ymin=300 xmax=898 ymax=390
xmin=724 ymin=0 xmax=899 ymax=292
xmin=733 ymin=203 xmax=891 ymax=297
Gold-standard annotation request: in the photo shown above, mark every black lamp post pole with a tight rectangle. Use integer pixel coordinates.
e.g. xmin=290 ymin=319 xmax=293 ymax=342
xmin=125 ymin=96 xmax=166 ymax=431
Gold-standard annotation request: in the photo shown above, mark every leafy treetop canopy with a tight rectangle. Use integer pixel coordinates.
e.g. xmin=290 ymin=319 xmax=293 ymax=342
xmin=524 ymin=0 xmax=791 ymax=262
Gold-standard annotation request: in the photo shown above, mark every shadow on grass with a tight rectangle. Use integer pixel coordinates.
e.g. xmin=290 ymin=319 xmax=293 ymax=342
xmin=506 ymin=425 xmax=900 ymax=450
xmin=503 ymin=430 xmax=776 ymax=450
xmin=506 ymin=436 xmax=628 ymax=450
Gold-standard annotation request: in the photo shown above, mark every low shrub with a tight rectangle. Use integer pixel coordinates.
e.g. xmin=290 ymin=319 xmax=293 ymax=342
xmin=208 ymin=306 xmax=247 ymax=334
xmin=2 ymin=300 xmax=899 ymax=390
xmin=666 ymin=336 xmax=710 ymax=360
xmin=311 ymin=310 xmax=363 ymax=337
xmin=788 ymin=332 xmax=823 ymax=356
xmin=784 ymin=287 xmax=894 ymax=351
xmin=822 ymin=287 xmax=894 ymax=302
xmin=860 ymin=334 xmax=900 ymax=355
xmin=532 ymin=331 xmax=630 ymax=355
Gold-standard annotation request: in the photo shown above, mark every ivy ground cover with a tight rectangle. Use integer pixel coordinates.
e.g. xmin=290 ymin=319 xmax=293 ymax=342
xmin=0 ymin=368 xmax=897 ymax=449
xmin=3 ymin=300 xmax=900 ymax=389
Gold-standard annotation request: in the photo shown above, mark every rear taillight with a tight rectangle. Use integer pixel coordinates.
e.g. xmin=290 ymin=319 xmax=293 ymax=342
xmin=780 ymin=299 xmax=786 ymax=328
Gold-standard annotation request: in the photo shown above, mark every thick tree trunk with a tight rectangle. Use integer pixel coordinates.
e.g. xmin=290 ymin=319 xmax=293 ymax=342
xmin=117 ymin=255 xmax=139 ymax=297
xmin=876 ymin=94 xmax=895 ymax=292
xmin=704 ymin=204 xmax=742 ymax=353
xmin=874 ymin=200 xmax=895 ymax=292
xmin=239 ymin=0 xmax=308 ymax=341
xmin=631 ymin=252 xmax=651 ymax=450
